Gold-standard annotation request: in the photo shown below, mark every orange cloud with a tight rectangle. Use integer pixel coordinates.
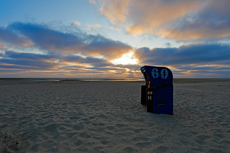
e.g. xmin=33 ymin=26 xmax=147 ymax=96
xmin=98 ymin=0 xmax=131 ymax=25
xmin=94 ymin=0 xmax=230 ymax=40
xmin=156 ymin=26 xmax=230 ymax=41
xmin=126 ymin=24 xmax=148 ymax=36
xmin=72 ymin=21 xmax=81 ymax=26
xmin=126 ymin=0 xmax=201 ymax=35
xmin=95 ymin=0 xmax=201 ymax=36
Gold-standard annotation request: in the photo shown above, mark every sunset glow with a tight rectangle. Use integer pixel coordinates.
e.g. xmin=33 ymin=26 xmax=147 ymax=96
xmin=111 ymin=52 xmax=138 ymax=65
xmin=0 ymin=0 xmax=229 ymax=78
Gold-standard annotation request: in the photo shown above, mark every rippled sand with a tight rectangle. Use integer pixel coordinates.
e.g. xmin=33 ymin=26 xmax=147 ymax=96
xmin=0 ymin=79 xmax=230 ymax=153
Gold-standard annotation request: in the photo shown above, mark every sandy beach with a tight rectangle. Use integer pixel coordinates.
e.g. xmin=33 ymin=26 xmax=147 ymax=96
xmin=0 ymin=79 xmax=230 ymax=153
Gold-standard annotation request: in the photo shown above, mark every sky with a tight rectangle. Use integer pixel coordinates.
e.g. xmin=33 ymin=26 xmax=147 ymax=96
xmin=0 ymin=0 xmax=230 ymax=78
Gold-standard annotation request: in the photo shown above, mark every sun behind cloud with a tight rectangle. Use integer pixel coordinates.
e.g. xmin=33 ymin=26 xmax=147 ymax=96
xmin=111 ymin=51 xmax=138 ymax=65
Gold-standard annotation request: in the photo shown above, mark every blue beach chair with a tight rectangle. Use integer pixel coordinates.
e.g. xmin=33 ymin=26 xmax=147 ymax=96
xmin=141 ymin=65 xmax=173 ymax=115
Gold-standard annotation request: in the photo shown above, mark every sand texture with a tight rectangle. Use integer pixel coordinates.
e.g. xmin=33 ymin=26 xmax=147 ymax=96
xmin=0 ymin=79 xmax=230 ymax=153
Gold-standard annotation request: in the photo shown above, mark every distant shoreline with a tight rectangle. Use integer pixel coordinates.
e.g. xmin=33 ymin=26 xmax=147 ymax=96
xmin=0 ymin=78 xmax=230 ymax=84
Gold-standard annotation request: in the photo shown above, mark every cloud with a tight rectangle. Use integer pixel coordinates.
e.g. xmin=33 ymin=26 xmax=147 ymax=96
xmin=1 ymin=21 xmax=229 ymax=78
xmin=1 ymin=43 xmax=230 ymax=78
xmin=89 ymin=0 xmax=96 ymax=4
xmin=94 ymin=0 xmax=230 ymax=41
xmin=0 ymin=50 xmax=114 ymax=72
xmin=0 ymin=49 xmax=143 ymax=78
xmin=0 ymin=58 xmax=56 ymax=70
xmin=94 ymin=0 xmax=200 ymax=33
xmin=97 ymin=0 xmax=131 ymax=25
xmin=86 ymin=24 xmax=102 ymax=30
xmin=108 ymin=26 xmax=119 ymax=31
xmin=0 ymin=26 xmax=33 ymax=47
xmin=156 ymin=0 xmax=230 ymax=40
xmin=3 ymin=50 xmax=59 ymax=61
xmin=0 ymin=22 xmax=132 ymax=59
xmin=88 ymin=24 xmax=102 ymax=28
xmin=126 ymin=0 xmax=201 ymax=36
xmin=135 ymin=43 xmax=230 ymax=77
xmin=64 ymin=54 xmax=113 ymax=67
xmin=0 ymin=43 xmax=7 ymax=49
xmin=126 ymin=24 xmax=148 ymax=36
xmin=135 ymin=43 xmax=230 ymax=65
xmin=9 ymin=22 xmax=84 ymax=52
xmin=82 ymin=34 xmax=132 ymax=59
xmin=72 ymin=21 xmax=81 ymax=26
xmin=0 ymin=21 xmax=136 ymax=77
xmin=172 ymin=65 xmax=230 ymax=78
xmin=0 ymin=51 xmax=60 ymax=70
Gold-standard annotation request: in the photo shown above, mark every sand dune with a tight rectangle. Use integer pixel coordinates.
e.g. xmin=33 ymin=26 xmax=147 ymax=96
xmin=0 ymin=79 xmax=230 ymax=152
